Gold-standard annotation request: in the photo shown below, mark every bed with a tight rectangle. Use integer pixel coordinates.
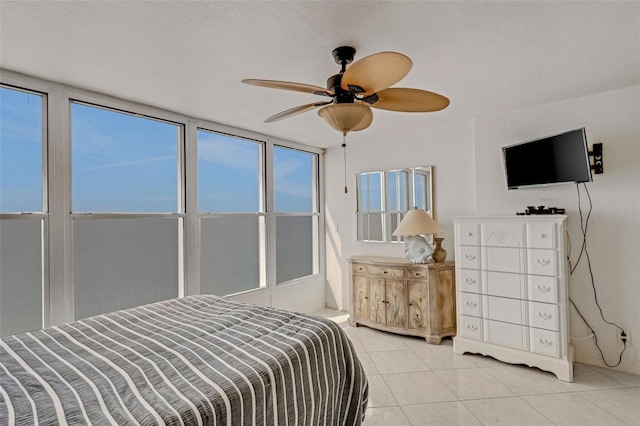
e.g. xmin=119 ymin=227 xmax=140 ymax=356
xmin=0 ymin=295 xmax=368 ymax=425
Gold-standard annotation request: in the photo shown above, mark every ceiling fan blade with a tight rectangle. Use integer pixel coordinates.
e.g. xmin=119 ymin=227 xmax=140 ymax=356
xmin=369 ymin=88 xmax=450 ymax=112
xmin=341 ymin=52 xmax=412 ymax=96
xmin=242 ymin=79 xmax=334 ymax=97
xmin=264 ymin=101 xmax=332 ymax=123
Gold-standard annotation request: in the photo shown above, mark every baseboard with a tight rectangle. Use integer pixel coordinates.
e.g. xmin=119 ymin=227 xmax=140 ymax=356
xmin=574 ymin=354 xmax=640 ymax=376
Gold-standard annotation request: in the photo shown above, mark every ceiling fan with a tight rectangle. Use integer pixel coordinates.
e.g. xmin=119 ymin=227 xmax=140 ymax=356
xmin=242 ymin=46 xmax=450 ymax=134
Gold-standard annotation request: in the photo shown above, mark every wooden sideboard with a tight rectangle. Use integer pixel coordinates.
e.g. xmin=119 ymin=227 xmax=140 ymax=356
xmin=348 ymin=256 xmax=456 ymax=344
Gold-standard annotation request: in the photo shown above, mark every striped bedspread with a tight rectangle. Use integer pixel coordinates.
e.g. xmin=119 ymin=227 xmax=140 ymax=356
xmin=0 ymin=295 xmax=368 ymax=425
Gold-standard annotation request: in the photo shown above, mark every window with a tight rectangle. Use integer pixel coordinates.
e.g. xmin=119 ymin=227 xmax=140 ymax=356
xmin=0 ymin=73 xmax=324 ymax=330
xmin=274 ymin=146 xmax=319 ymax=284
xmin=70 ymin=102 xmax=182 ymax=318
xmin=0 ymin=86 xmax=46 ymax=336
xmin=0 ymin=86 xmax=44 ymax=213
xmin=71 ymin=102 xmax=179 ymax=213
xmin=198 ymin=130 xmax=265 ymax=295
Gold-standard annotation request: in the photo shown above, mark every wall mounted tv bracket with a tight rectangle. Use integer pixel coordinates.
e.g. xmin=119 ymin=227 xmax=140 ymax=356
xmin=589 ymin=143 xmax=603 ymax=174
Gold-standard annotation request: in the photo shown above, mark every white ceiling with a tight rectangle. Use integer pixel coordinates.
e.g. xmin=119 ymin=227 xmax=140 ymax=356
xmin=1 ymin=1 xmax=638 ymax=149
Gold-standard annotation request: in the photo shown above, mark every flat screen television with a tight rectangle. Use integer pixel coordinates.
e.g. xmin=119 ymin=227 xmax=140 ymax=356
xmin=502 ymin=128 xmax=592 ymax=189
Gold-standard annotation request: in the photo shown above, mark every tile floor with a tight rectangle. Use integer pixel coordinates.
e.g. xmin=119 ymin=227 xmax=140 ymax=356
xmin=311 ymin=308 xmax=640 ymax=426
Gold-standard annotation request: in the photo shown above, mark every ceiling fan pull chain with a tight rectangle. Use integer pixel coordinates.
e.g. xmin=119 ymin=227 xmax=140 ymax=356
xmin=342 ymin=132 xmax=348 ymax=193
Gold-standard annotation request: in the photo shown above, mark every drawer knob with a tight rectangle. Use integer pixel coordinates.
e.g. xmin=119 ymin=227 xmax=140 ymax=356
xmin=466 ymin=324 xmax=478 ymax=331
xmin=465 ymin=277 xmax=477 ymax=284
xmin=465 ymin=300 xmax=477 ymax=308
xmin=537 ymin=284 xmax=551 ymax=293
xmin=465 ymin=254 xmax=476 ymax=261
xmin=466 ymin=232 xmax=473 ymax=237
xmin=536 ymin=258 xmax=550 ymax=266
xmin=414 ymin=273 xmax=421 ymax=277
xmin=538 ymin=338 xmax=553 ymax=347
xmin=383 ymin=271 xmax=388 ymax=274
xmin=537 ymin=312 xmax=552 ymax=320
xmin=538 ymin=233 xmax=546 ymax=238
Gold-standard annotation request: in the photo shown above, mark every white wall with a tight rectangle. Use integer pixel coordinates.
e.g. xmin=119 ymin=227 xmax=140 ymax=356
xmin=324 ymin=120 xmax=476 ymax=311
xmin=473 ymin=85 xmax=640 ymax=373
xmin=325 ymin=85 xmax=640 ymax=374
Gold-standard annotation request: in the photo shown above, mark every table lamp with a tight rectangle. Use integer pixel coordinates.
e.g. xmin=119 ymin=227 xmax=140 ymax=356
xmin=392 ymin=208 xmax=443 ymax=264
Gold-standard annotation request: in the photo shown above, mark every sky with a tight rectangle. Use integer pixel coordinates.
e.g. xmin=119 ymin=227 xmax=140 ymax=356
xmin=0 ymin=86 xmax=315 ymax=214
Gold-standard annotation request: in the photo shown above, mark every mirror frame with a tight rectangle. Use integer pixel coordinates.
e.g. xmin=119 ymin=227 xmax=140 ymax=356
xmin=355 ymin=166 xmax=434 ymax=243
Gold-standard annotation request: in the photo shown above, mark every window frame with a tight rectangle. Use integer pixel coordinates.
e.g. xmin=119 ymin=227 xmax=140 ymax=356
xmin=0 ymin=83 xmax=50 ymax=332
xmin=272 ymin=145 xmax=321 ymax=285
xmin=196 ymin=128 xmax=268 ymax=295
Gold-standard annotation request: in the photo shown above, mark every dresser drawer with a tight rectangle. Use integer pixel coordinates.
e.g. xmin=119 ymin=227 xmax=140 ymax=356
xmin=528 ymin=275 xmax=558 ymax=304
xmin=460 ymin=315 xmax=483 ymax=340
xmin=486 ymin=320 xmax=527 ymax=350
xmin=458 ymin=269 xmax=480 ymax=293
xmin=531 ymin=328 xmax=560 ymax=358
xmin=485 ymin=295 xmax=525 ymax=325
xmin=528 ymin=249 xmax=557 ymax=276
xmin=457 ymin=222 xmax=480 ymax=246
xmin=483 ymin=247 xmax=525 ymax=274
xmin=529 ymin=301 xmax=559 ymax=331
xmin=367 ymin=265 xmax=405 ymax=278
xmin=484 ymin=271 xmax=523 ymax=299
xmin=458 ymin=246 xmax=479 ymax=269
xmin=527 ymin=222 xmax=556 ymax=249
xmin=482 ymin=221 xmax=525 ymax=247
xmin=460 ymin=292 xmax=481 ymax=317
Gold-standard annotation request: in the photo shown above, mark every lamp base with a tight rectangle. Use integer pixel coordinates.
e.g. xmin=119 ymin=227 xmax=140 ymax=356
xmin=403 ymin=235 xmax=434 ymax=264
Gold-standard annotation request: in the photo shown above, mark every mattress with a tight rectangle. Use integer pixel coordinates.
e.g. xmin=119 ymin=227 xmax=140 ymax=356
xmin=0 ymin=295 xmax=368 ymax=425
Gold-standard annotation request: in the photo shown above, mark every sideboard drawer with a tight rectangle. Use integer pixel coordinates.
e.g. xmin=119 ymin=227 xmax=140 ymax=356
xmin=528 ymin=249 xmax=557 ymax=276
xmin=458 ymin=269 xmax=480 ymax=293
xmin=529 ymin=301 xmax=559 ymax=331
xmin=352 ymin=263 xmax=368 ymax=274
xmin=367 ymin=265 xmax=405 ymax=278
xmin=406 ymin=268 xmax=427 ymax=279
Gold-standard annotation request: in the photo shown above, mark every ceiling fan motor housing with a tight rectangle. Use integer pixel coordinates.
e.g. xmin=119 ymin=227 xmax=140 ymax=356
xmin=327 ymin=74 xmax=354 ymax=104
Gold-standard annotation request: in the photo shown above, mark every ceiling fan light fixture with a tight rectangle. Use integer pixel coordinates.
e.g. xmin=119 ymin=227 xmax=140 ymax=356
xmin=317 ymin=103 xmax=372 ymax=133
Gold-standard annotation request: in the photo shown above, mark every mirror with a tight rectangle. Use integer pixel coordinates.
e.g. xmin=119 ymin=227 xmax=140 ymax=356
xmin=356 ymin=166 xmax=433 ymax=242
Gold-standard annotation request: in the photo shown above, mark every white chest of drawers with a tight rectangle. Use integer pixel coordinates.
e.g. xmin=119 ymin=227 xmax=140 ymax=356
xmin=452 ymin=216 xmax=573 ymax=381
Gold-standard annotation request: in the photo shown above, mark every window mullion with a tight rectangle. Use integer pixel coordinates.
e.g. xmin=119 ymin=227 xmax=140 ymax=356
xmin=265 ymin=139 xmax=276 ymax=290
xmin=48 ymin=88 xmax=74 ymax=326
xmin=184 ymin=120 xmax=199 ymax=296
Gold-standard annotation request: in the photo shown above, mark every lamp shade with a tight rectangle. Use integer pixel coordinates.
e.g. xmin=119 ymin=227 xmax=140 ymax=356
xmin=392 ymin=208 xmax=442 ymax=236
xmin=318 ymin=103 xmax=373 ymax=133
